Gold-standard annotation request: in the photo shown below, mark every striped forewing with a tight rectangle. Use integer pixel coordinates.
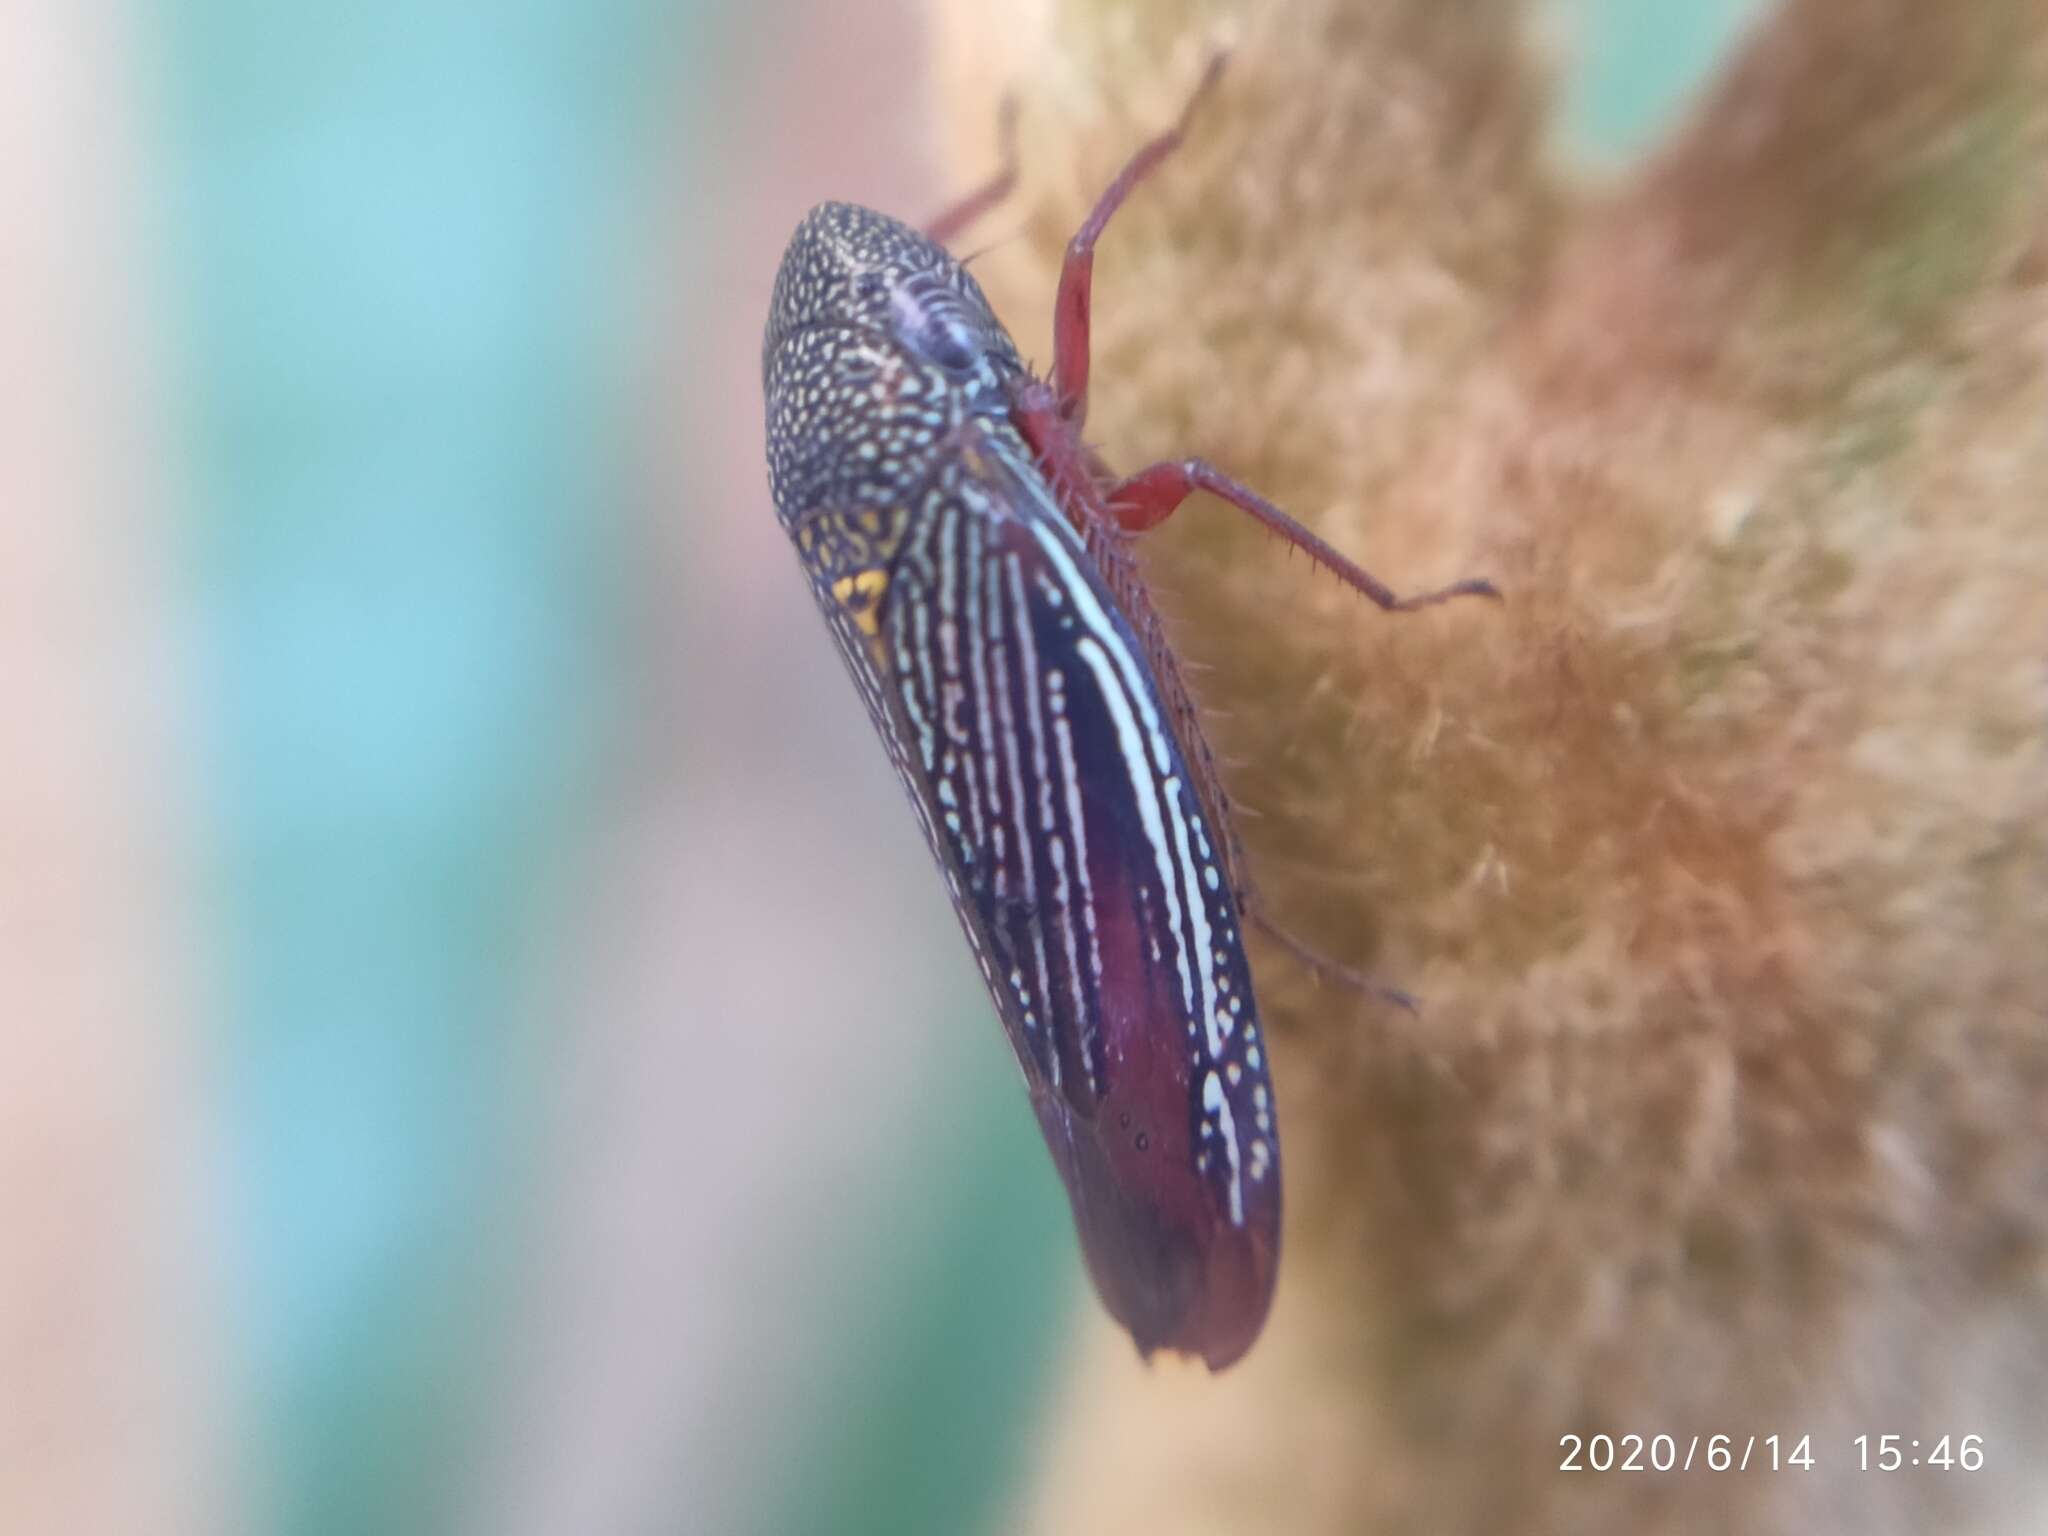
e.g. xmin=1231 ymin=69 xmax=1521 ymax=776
xmin=870 ymin=424 xmax=1279 ymax=1244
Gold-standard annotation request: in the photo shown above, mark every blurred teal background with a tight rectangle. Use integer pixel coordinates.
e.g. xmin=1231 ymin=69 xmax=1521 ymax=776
xmin=159 ymin=4 xmax=674 ymax=1530
xmin=1552 ymin=0 xmax=1763 ymax=161
xmin=149 ymin=3 xmax=1083 ymax=1532
xmin=2 ymin=2 xmax=1757 ymax=1533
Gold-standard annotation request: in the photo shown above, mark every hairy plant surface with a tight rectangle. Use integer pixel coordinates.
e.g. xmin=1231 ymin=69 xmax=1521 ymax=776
xmin=930 ymin=2 xmax=2048 ymax=1532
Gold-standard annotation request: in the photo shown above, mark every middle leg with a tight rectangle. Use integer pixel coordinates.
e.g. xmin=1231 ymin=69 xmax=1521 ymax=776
xmin=1106 ymin=457 xmax=1501 ymax=612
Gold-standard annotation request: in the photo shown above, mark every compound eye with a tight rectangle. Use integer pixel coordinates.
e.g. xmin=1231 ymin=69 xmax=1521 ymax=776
xmin=890 ymin=273 xmax=982 ymax=374
xmin=912 ymin=314 xmax=979 ymax=373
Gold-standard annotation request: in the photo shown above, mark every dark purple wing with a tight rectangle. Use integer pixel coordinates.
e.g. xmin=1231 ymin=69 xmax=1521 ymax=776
xmin=876 ymin=423 xmax=1280 ymax=1369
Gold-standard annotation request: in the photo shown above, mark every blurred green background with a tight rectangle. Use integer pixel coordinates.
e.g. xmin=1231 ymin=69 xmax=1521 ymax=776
xmin=2 ymin=2 xmax=1756 ymax=1532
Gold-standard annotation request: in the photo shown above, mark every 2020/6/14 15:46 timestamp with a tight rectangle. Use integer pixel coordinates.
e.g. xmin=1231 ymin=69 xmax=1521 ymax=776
xmin=1856 ymin=1435 xmax=1985 ymax=1470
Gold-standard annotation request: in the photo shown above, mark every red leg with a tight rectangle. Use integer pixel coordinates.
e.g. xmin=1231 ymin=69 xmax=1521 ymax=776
xmin=1106 ymin=458 xmax=1501 ymax=611
xmin=924 ymin=95 xmax=1021 ymax=246
xmin=1052 ymin=54 xmax=1224 ymax=428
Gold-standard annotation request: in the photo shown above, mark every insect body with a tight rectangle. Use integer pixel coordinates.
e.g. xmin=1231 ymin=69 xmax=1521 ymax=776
xmin=762 ymin=63 xmax=1492 ymax=1370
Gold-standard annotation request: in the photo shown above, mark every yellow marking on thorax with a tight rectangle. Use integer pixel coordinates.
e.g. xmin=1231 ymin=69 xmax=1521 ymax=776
xmin=831 ymin=567 xmax=889 ymax=639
